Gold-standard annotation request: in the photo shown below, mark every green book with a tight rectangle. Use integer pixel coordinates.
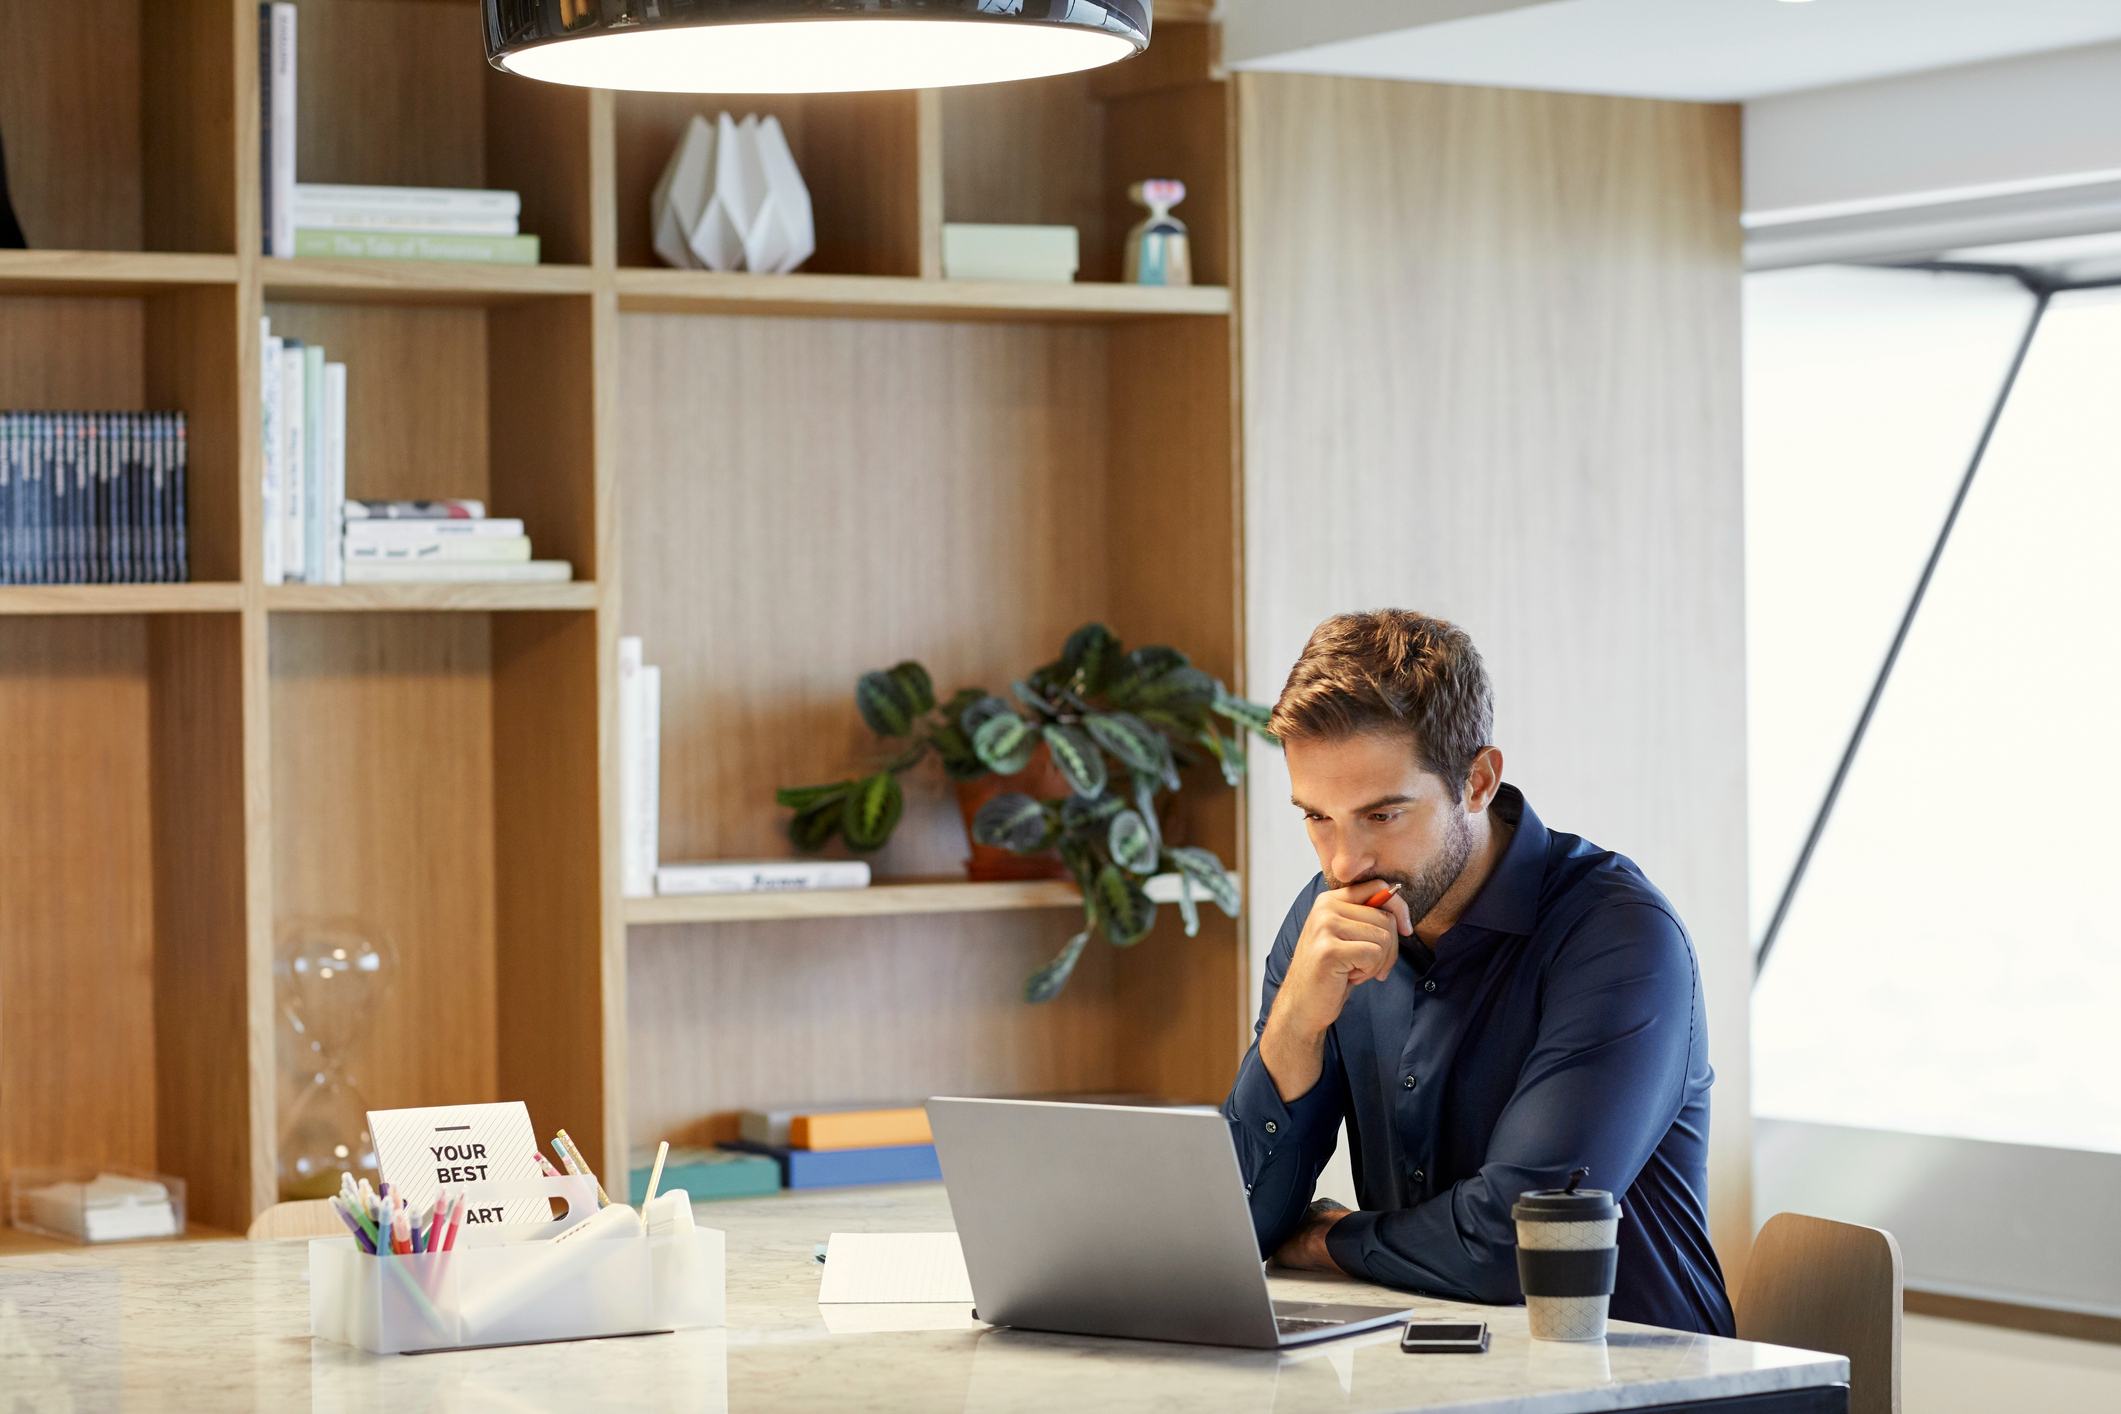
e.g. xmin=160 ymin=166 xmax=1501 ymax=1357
xmin=628 ymin=1146 xmax=781 ymax=1205
xmin=293 ymin=228 xmax=541 ymax=265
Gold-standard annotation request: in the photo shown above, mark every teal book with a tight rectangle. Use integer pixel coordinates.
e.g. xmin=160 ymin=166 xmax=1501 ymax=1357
xmin=628 ymin=1147 xmax=781 ymax=1205
xmin=292 ymin=228 xmax=540 ymax=265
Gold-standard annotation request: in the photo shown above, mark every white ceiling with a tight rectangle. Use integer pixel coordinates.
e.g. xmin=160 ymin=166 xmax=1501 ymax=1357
xmin=1222 ymin=0 xmax=2121 ymax=102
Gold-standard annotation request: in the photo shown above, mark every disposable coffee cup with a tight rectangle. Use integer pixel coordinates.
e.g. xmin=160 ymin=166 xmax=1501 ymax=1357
xmin=1513 ymin=1173 xmax=1621 ymax=1342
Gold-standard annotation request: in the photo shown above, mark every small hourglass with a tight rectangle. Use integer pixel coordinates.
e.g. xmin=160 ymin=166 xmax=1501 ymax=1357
xmin=1124 ymin=178 xmax=1192 ymax=287
xmin=275 ymin=918 xmax=396 ymax=1200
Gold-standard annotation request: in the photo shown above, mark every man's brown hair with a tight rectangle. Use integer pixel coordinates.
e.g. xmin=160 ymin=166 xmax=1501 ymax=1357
xmin=1269 ymin=610 xmax=1495 ymax=800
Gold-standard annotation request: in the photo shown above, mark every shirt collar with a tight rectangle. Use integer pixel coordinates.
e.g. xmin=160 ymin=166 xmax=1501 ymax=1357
xmin=1453 ymin=782 xmax=1547 ymax=936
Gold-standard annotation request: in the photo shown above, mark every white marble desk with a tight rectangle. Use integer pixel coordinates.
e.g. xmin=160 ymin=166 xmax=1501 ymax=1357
xmin=0 ymin=1184 xmax=1845 ymax=1413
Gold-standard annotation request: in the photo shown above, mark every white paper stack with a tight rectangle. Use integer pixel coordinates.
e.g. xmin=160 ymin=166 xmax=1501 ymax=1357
xmin=655 ymin=860 xmax=873 ymax=896
xmin=942 ymin=223 xmax=1081 ymax=283
xmin=650 ymin=113 xmax=816 ymax=274
xmin=620 ymin=637 xmax=662 ymax=898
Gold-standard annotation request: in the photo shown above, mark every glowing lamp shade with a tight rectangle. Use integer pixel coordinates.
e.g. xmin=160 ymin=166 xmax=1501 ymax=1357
xmin=482 ymin=2 xmax=1153 ymax=95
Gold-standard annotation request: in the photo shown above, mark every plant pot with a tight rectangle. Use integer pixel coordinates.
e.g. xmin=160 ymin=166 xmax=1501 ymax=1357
xmin=955 ymin=745 xmax=1073 ymax=882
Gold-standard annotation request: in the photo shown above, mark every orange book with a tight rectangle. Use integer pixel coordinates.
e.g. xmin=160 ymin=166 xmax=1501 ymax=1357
xmin=788 ymin=1108 xmax=933 ymax=1151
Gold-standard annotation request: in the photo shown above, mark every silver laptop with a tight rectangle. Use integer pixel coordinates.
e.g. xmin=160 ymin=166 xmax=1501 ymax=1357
xmin=927 ymin=1097 xmax=1413 ymax=1349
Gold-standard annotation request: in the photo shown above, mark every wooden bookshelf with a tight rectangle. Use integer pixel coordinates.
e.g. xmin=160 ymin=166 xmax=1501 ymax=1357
xmin=0 ymin=5 xmax=1246 ymax=1235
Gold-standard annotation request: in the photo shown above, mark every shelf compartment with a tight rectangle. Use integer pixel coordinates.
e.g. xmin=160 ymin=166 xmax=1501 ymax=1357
xmin=265 ymin=583 xmax=598 ymax=614
xmin=612 ymin=90 xmax=928 ymax=276
xmin=0 ymin=284 xmax=245 ymax=583
xmin=625 ymin=873 xmax=1221 ymax=927
xmin=0 ymin=1 xmax=235 ymax=253
xmin=941 ymin=65 xmax=1230 ymax=286
xmin=266 ymin=610 xmax=608 ymax=1181
xmin=292 ymin=0 xmax=594 ymax=266
xmin=260 ymin=294 xmax=598 ymax=580
xmin=260 ymin=259 xmax=596 ymax=307
xmin=0 ymin=252 xmax=240 ymax=297
xmin=0 ymin=614 xmax=253 ymax=1232
xmin=0 ymin=585 xmax=245 ymax=616
xmin=613 ymin=270 xmax=1230 ymax=322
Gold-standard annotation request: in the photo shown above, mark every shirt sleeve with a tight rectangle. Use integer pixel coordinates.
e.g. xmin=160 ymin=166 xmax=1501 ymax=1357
xmin=1324 ymin=902 xmax=1700 ymax=1304
xmin=1221 ymin=877 xmax=1345 ymax=1256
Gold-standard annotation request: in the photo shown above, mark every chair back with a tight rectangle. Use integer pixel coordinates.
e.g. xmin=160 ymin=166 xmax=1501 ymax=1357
xmin=246 ymin=1199 xmax=342 ymax=1240
xmin=1737 ymin=1211 xmax=1903 ymax=1414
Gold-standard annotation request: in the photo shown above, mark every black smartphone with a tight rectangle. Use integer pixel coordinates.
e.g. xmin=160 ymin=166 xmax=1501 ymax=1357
xmin=1400 ymin=1320 xmax=1490 ymax=1354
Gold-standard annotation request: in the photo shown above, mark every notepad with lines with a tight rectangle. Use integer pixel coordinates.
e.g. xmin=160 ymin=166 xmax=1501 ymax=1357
xmin=816 ymin=1232 xmax=974 ymax=1304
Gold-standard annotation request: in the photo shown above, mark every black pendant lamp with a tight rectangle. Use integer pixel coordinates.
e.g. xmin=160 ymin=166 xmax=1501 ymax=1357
xmin=482 ymin=1 xmax=1152 ymax=94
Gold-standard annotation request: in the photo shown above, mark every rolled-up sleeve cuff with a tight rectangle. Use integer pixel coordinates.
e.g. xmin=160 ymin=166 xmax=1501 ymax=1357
xmin=1227 ymin=1046 xmax=1338 ymax=1154
xmin=1324 ymin=1208 xmax=1380 ymax=1280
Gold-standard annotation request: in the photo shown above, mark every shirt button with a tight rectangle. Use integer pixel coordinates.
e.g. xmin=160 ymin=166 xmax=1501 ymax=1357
xmin=1402 ymin=1075 xmax=1417 ymax=1090
xmin=1265 ymin=1120 xmax=1278 ymax=1135
xmin=1412 ymin=1169 xmax=1427 ymax=1185
xmin=1423 ymin=979 xmax=1438 ymax=994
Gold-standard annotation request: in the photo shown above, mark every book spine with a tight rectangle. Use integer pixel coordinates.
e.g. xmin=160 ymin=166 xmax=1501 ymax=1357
xmin=257 ymin=4 xmax=272 ymax=255
xmin=323 ymin=362 xmax=347 ymax=585
xmin=619 ymin=637 xmax=648 ymax=898
xmin=303 ymin=343 xmax=326 ymax=583
xmin=147 ymin=411 xmax=164 ymax=584
xmin=344 ymin=498 xmax=485 ymax=520
xmin=653 ymin=861 xmax=874 ymax=894
xmin=788 ymin=1110 xmax=934 ymax=1151
xmin=343 ymin=517 xmax=524 ymax=541
xmin=640 ymin=664 xmax=662 ymax=892
xmin=125 ymin=411 xmax=141 ymax=584
xmin=260 ymin=324 xmax=283 ymax=585
xmin=293 ymin=183 xmax=521 ymax=218
xmin=779 ymin=1144 xmax=942 ymax=1190
xmin=344 ymin=535 xmax=530 ymax=563
xmin=171 ymin=412 xmax=188 ymax=583
xmin=278 ymin=344 xmax=306 ymax=580
xmin=338 ymin=559 xmax=570 ymax=583
xmin=270 ymin=3 xmax=296 ymax=260
xmin=291 ymin=229 xmax=540 ymax=265
xmin=286 ymin=208 xmax=519 ymax=236
xmin=0 ymin=414 xmax=12 ymax=586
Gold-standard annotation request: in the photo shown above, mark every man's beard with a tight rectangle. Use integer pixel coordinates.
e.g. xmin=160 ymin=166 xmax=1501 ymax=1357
xmin=1330 ymin=809 xmax=1475 ymax=931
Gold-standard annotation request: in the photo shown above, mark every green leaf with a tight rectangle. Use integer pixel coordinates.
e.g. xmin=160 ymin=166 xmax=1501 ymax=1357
xmin=839 ymin=772 xmax=905 ymax=851
xmin=889 ymin=660 xmax=936 ymax=715
xmin=1091 ymin=864 xmax=1158 ymax=946
xmin=1014 ymin=679 xmax=1058 ymax=718
xmin=1041 ymin=723 xmax=1107 ymax=798
xmin=790 ymin=798 xmax=843 ymax=850
xmin=1060 ymin=791 xmax=1125 ymax=833
xmin=931 ymin=724 xmax=984 ymax=781
xmin=1024 ymin=930 xmax=1091 ymax=1004
xmin=1176 ymin=870 xmax=1201 ymax=937
xmin=856 ymin=669 xmax=918 ymax=738
xmin=971 ymin=792 xmax=1053 ymax=853
xmin=775 ymin=781 xmax=849 ymax=811
xmin=960 ymin=692 xmax=1015 ymax=736
xmin=1062 ymin=622 xmax=1121 ymax=693
xmin=1163 ymin=845 xmax=1239 ymax=917
xmin=1084 ymin=711 xmax=1165 ymax=774
xmin=1196 ymin=728 xmax=1246 ymax=786
xmin=1133 ymin=664 xmax=1218 ymax=711
xmin=972 ymin=711 xmax=1037 ymax=774
xmin=1211 ymin=690 xmax=1277 ymax=739
xmin=1107 ymin=808 xmax=1157 ymax=874
xmin=1132 ymin=776 xmax=1164 ymax=859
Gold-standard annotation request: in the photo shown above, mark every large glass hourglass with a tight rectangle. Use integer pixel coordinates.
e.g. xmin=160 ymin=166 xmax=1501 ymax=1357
xmin=275 ymin=917 xmax=396 ymax=1200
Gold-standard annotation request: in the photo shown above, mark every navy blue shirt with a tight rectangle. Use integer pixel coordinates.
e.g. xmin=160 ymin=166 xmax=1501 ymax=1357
xmin=1222 ymin=784 xmax=1734 ymax=1335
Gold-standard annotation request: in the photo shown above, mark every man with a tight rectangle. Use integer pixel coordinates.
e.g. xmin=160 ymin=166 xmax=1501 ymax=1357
xmin=1222 ymin=609 xmax=1734 ymax=1336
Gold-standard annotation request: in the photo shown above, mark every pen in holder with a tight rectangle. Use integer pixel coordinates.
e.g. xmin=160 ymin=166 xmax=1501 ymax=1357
xmin=309 ymin=1174 xmax=724 ymax=1355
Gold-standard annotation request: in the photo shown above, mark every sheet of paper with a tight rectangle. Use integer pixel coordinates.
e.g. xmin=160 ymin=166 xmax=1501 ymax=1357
xmin=816 ymin=1232 xmax=974 ymax=1305
xmin=367 ymin=1101 xmax=548 ymax=1230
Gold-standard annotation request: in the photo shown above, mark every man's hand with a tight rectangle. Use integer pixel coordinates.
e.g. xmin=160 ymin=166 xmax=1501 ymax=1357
xmin=1260 ymin=882 xmax=1413 ymax=1102
xmin=1272 ymin=1198 xmax=1352 ymax=1273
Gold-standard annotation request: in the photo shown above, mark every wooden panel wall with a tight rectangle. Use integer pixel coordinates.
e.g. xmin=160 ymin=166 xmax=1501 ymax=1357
xmin=1235 ymin=74 xmax=1751 ymax=1271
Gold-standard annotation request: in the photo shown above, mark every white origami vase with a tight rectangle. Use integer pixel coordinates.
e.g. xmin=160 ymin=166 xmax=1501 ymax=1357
xmin=649 ymin=112 xmax=816 ymax=274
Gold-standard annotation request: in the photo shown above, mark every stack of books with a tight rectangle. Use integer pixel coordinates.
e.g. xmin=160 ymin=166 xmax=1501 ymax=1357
xmin=290 ymin=183 xmax=538 ymax=266
xmin=259 ymin=317 xmax=346 ymax=584
xmin=619 ymin=637 xmax=662 ymax=899
xmin=625 ymin=1146 xmax=780 ymax=1206
xmin=0 ymin=412 xmax=188 ymax=584
xmin=258 ymin=2 xmax=534 ymax=265
xmin=723 ymin=1103 xmax=939 ymax=1190
xmin=340 ymin=501 xmax=573 ymax=586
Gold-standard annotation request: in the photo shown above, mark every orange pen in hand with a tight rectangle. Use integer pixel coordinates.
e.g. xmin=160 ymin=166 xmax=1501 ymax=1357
xmin=1362 ymin=881 xmax=1402 ymax=910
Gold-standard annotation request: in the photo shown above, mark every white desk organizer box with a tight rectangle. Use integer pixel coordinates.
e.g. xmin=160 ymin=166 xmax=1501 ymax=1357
xmin=309 ymin=1175 xmax=725 ymax=1355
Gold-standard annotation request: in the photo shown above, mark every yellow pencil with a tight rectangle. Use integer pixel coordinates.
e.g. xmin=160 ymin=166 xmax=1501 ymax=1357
xmin=555 ymin=1128 xmax=612 ymax=1208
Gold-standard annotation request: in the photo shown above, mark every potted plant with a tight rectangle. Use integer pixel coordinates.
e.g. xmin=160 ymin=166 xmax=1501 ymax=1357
xmin=775 ymin=622 xmax=1276 ymax=1000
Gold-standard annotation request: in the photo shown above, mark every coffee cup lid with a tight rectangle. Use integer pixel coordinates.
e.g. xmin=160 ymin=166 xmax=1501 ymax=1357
xmin=1513 ymin=1168 xmax=1620 ymax=1222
